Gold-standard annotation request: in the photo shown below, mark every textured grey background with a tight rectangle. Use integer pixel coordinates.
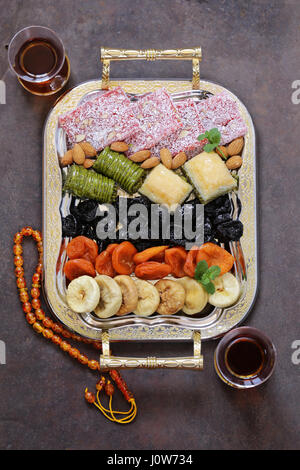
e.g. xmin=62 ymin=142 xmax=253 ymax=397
xmin=0 ymin=0 xmax=299 ymax=450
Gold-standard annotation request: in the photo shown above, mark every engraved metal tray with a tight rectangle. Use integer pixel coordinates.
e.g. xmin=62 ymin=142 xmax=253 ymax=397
xmin=42 ymin=48 xmax=257 ymax=368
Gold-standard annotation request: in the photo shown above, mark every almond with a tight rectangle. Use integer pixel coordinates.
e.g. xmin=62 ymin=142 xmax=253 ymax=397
xmin=79 ymin=141 xmax=97 ymax=157
xmin=110 ymin=141 xmax=129 ymax=152
xmin=226 ymin=155 xmax=243 ymax=170
xmin=60 ymin=149 xmax=73 ymax=167
xmin=227 ymin=137 xmax=244 ymax=156
xmin=172 ymin=151 xmax=187 ymax=169
xmin=160 ymin=148 xmax=172 ymax=169
xmin=73 ymin=143 xmax=85 ymax=165
xmin=83 ymin=158 xmax=95 ymax=169
xmin=129 ymin=150 xmax=151 ymax=162
xmin=141 ymin=157 xmax=160 ymax=169
xmin=216 ymin=145 xmax=228 ymax=159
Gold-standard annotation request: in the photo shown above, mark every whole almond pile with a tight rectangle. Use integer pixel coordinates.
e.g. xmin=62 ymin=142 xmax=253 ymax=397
xmin=60 ymin=141 xmax=97 ymax=168
xmin=219 ymin=136 xmax=245 ymax=171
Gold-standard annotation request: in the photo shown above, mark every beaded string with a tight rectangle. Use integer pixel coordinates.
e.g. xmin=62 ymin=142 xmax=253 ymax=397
xmin=14 ymin=226 xmax=137 ymax=424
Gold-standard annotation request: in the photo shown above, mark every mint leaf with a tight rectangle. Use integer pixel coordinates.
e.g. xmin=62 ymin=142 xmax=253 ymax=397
xmin=205 ymin=281 xmax=216 ymax=295
xmin=197 ymin=132 xmax=209 ymax=141
xmin=207 ymin=128 xmax=221 ymax=144
xmin=194 ymin=260 xmax=220 ymax=294
xmin=204 ymin=143 xmax=217 ymax=153
xmin=197 ymin=128 xmax=222 ymax=152
xmin=206 ymin=265 xmax=221 ymax=280
xmin=194 ymin=260 xmax=208 ymax=280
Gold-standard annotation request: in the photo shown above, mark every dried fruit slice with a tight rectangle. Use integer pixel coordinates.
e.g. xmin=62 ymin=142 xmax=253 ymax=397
xmin=112 ymin=242 xmax=137 ymax=275
xmin=133 ymin=279 xmax=160 ymax=317
xmin=66 ymin=236 xmax=98 ymax=263
xmin=196 ymin=242 xmax=234 ymax=276
xmin=64 ymin=259 xmax=96 ymax=281
xmin=176 ymin=277 xmax=208 ymax=315
xmin=133 ymin=246 xmax=169 ymax=265
xmin=155 ymin=279 xmax=185 ymax=315
xmin=66 ymin=275 xmax=100 ymax=313
xmin=208 ymin=272 xmax=240 ymax=308
xmin=164 ymin=247 xmax=187 ymax=278
xmin=135 ymin=262 xmax=172 ymax=280
xmin=94 ymin=275 xmax=122 ymax=318
xmin=114 ymin=275 xmax=139 ymax=316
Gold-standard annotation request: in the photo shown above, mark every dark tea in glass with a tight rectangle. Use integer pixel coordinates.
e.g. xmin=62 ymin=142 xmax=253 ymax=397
xmin=214 ymin=327 xmax=276 ymax=389
xmin=8 ymin=26 xmax=70 ymax=96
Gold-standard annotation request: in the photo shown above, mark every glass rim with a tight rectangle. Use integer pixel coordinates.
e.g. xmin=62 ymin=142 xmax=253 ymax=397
xmin=214 ymin=326 xmax=277 ymax=389
xmin=8 ymin=25 xmax=66 ymax=82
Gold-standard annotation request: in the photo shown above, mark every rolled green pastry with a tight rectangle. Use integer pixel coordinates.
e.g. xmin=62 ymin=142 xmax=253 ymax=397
xmin=63 ymin=164 xmax=117 ymax=203
xmin=92 ymin=146 xmax=146 ymax=195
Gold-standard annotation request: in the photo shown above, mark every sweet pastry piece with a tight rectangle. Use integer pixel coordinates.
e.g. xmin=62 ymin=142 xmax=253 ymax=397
xmin=59 ymin=87 xmax=140 ymax=151
xmin=126 ymin=88 xmax=182 ymax=154
xmin=139 ymin=163 xmax=192 ymax=212
xmin=152 ymin=99 xmax=206 ymax=158
xmin=183 ymin=151 xmax=237 ymax=204
xmin=197 ymin=91 xmax=247 ymax=145
xmin=92 ymin=146 xmax=146 ymax=195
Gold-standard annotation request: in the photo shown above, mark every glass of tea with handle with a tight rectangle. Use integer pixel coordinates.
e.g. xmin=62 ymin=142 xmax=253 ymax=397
xmin=8 ymin=26 xmax=70 ymax=96
xmin=214 ymin=327 xmax=276 ymax=389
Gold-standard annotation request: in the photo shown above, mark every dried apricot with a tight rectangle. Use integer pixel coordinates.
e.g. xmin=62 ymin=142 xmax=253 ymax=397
xmin=133 ymin=246 xmax=168 ymax=265
xmin=197 ymin=242 xmax=234 ymax=276
xmin=135 ymin=262 xmax=172 ymax=280
xmin=112 ymin=241 xmax=137 ymax=275
xmin=64 ymin=259 xmax=96 ymax=281
xmin=164 ymin=247 xmax=187 ymax=278
xmin=66 ymin=236 xmax=98 ymax=263
xmin=183 ymin=246 xmax=200 ymax=277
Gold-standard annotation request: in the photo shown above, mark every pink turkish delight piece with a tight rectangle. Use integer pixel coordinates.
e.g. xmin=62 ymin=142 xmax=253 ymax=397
xmin=126 ymin=88 xmax=182 ymax=154
xmin=218 ymin=116 xmax=248 ymax=145
xmin=197 ymin=91 xmax=241 ymax=127
xmin=152 ymin=99 xmax=206 ymax=157
xmin=58 ymin=87 xmax=140 ymax=151
xmin=197 ymin=91 xmax=247 ymax=144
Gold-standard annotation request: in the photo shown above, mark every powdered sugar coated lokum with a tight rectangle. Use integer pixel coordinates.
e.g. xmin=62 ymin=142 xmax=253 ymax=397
xmin=59 ymin=87 xmax=140 ymax=151
xmin=126 ymin=88 xmax=183 ymax=154
xmin=152 ymin=99 xmax=206 ymax=158
xmin=197 ymin=91 xmax=247 ymax=145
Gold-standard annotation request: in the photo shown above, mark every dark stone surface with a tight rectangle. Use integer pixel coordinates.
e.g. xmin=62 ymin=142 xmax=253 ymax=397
xmin=0 ymin=0 xmax=299 ymax=450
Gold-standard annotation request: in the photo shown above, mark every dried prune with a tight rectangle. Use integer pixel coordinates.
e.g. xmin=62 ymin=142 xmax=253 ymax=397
xmin=81 ymin=224 xmax=97 ymax=240
xmin=73 ymin=200 xmax=98 ymax=223
xmin=62 ymin=215 xmax=78 ymax=237
xmin=205 ymin=195 xmax=231 ymax=216
xmin=215 ymin=220 xmax=244 ymax=242
xmin=213 ymin=212 xmax=232 ymax=226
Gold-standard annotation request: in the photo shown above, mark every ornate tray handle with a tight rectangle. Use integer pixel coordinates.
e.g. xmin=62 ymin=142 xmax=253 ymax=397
xmin=99 ymin=330 xmax=203 ymax=370
xmin=100 ymin=47 xmax=202 ymax=90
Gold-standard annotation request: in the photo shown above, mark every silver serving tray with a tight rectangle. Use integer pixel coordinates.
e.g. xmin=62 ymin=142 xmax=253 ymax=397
xmin=42 ymin=78 xmax=257 ymax=343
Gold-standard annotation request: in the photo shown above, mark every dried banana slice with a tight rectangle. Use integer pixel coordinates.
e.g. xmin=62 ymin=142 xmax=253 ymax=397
xmin=66 ymin=275 xmax=100 ymax=314
xmin=114 ymin=275 xmax=139 ymax=316
xmin=155 ymin=279 xmax=185 ymax=315
xmin=94 ymin=275 xmax=122 ymax=318
xmin=176 ymin=277 xmax=208 ymax=315
xmin=133 ymin=279 xmax=160 ymax=317
xmin=208 ymin=272 xmax=241 ymax=308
